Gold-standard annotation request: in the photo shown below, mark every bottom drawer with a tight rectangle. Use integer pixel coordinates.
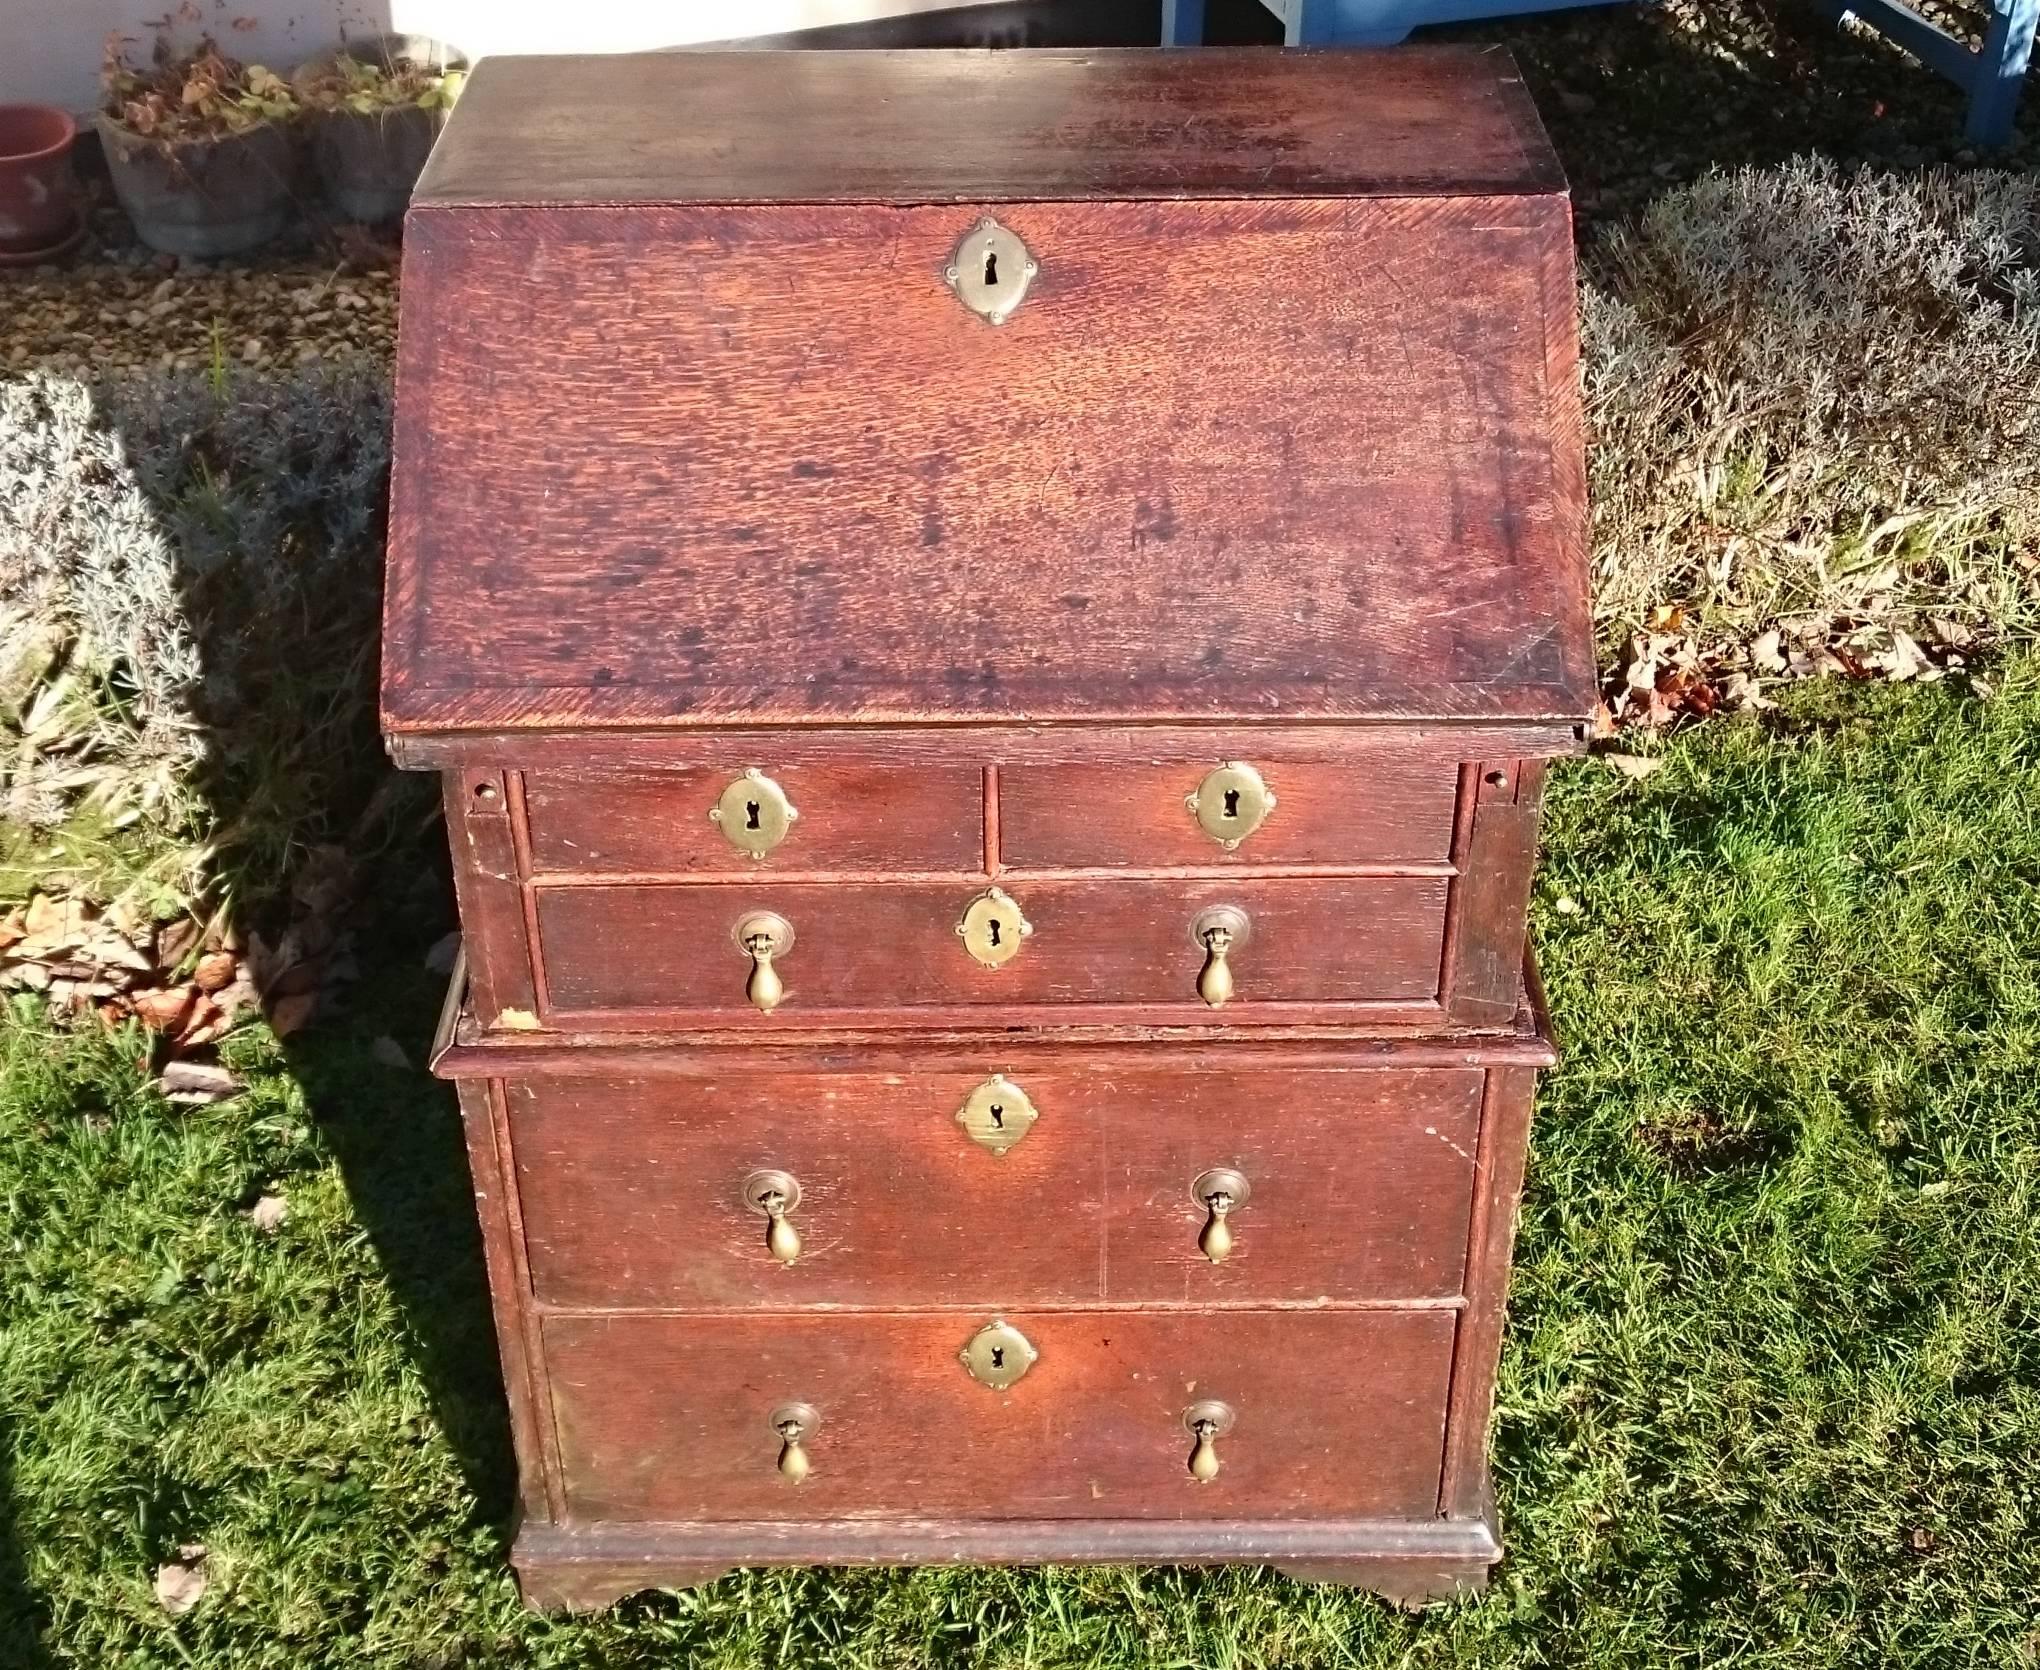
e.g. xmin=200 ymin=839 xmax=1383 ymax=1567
xmin=547 ymin=1309 xmax=1454 ymax=1523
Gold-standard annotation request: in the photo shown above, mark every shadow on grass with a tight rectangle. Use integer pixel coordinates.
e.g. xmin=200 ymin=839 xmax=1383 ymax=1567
xmin=0 ymin=1423 xmax=55 ymax=1670
xmin=280 ymin=867 xmax=521 ymax=1530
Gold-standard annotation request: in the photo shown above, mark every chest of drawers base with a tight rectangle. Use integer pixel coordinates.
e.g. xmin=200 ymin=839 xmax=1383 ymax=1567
xmin=434 ymin=976 xmax=1550 ymax=1612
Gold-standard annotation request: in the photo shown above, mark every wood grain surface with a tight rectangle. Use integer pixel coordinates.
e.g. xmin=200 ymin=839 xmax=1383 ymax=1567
xmin=385 ymin=194 xmax=1591 ymax=732
xmin=998 ymin=758 xmax=1459 ymax=869
xmin=508 ymin=1066 xmax=1482 ymax=1308
xmin=510 ymin=1512 xmax=1501 ymax=1611
xmin=523 ymin=764 xmax=983 ymax=876
xmin=414 ymin=48 xmax=1566 ymax=207
xmin=545 ymin=1308 xmax=1454 ymax=1522
xmin=531 ymin=876 xmax=1448 ymax=1015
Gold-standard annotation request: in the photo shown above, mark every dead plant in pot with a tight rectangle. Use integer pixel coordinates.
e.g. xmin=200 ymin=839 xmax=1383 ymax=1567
xmin=293 ymin=35 xmax=467 ymax=223
xmin=97 ymin=21 xmax=299 ymax=258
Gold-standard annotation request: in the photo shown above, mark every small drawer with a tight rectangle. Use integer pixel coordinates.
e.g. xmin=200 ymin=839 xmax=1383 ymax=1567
xmin=999 ymin=758 xmax=1459 ymax=869
xmin=521 ymin=765 xmax=983 ymax=875
xmin=532 ymin=875 xmax=1448 ymax=1020
xmin=545 ymin=1308 xmax=1454 ymax=1522
xmin=510 ymin=1066 xmax=1482 ymax=1308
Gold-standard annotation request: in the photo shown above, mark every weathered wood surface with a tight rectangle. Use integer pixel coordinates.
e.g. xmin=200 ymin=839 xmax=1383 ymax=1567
xmin=532 ymin=875 xmax=1450 ymax=1015
xmin=413 ymin=47 xmax=1566 ymax=206
xmin=509 ymin=1065 xmax=1482 ymax=1308
xmin=393 ymin=46 xmax=1577 ymax=1605
xmin=545 ymin=1308 xmax=1454 ymax=1521
xmin=510 ymin=1510 xmax=1501 ymax=1610
xmin=385 ymin=194 xmax=1590 ymax=733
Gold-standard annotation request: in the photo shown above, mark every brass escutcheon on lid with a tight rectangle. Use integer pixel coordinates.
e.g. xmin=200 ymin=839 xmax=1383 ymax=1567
xmin=944 ymin=216 xmax=1037 ymax=325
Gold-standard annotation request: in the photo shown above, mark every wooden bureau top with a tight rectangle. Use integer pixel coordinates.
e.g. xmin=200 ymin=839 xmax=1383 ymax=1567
xmin=384 ymin=48 xmax=1591 ymax=737
xmin=413 ymin=48 xmax=1565 ymax=207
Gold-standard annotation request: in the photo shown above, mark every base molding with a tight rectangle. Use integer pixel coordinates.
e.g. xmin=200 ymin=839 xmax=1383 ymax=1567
xmin=512 ymin=1511 xmax=1501 ymax=1611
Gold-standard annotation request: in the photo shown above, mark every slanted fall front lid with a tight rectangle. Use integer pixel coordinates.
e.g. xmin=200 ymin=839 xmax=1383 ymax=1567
xmin=381 ymin=47 xmax=1593 ymax=735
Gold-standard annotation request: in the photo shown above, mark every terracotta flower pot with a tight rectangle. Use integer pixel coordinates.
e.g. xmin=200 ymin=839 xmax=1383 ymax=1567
xmin=0 ymin=104 xmax=83 ymax=265
xmin=294 ymin=35 xmax=466 ymax=222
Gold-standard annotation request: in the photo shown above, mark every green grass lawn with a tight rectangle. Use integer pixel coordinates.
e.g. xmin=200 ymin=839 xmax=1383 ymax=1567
xmin=3 ymin=662 xmax=2037 ymax=1669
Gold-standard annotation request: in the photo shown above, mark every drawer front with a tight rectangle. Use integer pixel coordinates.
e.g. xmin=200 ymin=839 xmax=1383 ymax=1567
xmin=533 ymin=876 xmax=1447 ymax=1017
xmin=546 ymin=1309 xmax=1454 ymax=1522
xmin=999 ymin=759 xmax=1458 ymax=869
xmin=522 ymin=765 xmax=983 ymax=875
xmin=510 ymin=1067 xmax=1481 ymax=1307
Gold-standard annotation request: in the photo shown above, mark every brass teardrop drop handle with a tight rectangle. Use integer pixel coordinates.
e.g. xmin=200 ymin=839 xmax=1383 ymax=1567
xmin=770 ymin=1401 xmax=819 ymax=1482
xmin=742 ymin=1168 xmax=803 ymax=1264
xmin=1184 ymin=1400 xmax=1235 ymax=1482
xmin=1190 ymin=906 xmax=1251 ymax=1009
xmin=1191 ymin=1167 xmax=1250 ymax=1264
xmin=734 ymin=911 xmax=794 ymax=1013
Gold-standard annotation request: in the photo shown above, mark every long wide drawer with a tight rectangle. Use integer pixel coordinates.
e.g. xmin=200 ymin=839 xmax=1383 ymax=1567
xmin=545 ymin=1309 xmax=1455 ymax=1522
xmin=510 ymin=1066 xmax=1483 ymax=1308
xmin=531 ymin=875 xmax=1448 ymax=1019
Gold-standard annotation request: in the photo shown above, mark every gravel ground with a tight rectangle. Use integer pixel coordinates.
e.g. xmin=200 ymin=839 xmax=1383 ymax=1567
xmin=0 ymin=0 xmax=2029 ymax=375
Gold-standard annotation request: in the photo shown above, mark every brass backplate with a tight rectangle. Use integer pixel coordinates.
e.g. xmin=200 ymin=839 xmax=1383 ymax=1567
xmin=944 ymin=216 xmax=1037 ymax=325
xmin=1187 ymin=762 xmax=1276 ymax=850
xmin=956 ymin=886 xmax=1032 ymax=968
xmin=959 ymin=1319 xmax=1038 ymax=1390
xmin=955 ymin=1075 xmax=1038 ymax=1155
xmin=710 ymin=768 xmax=797 ymax=857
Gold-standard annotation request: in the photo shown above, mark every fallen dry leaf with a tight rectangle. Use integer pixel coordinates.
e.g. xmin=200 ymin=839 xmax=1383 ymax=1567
xmin=1605 ymin=754 xmax=1665 ymax=780
xmin=158 ymin=1060 xmax=242 ymax=1103
xmin=16 ymin=894 xmax=90 ymax=960
xmin=130 ymin=985 xmax=199 ymax=1033
xmin=370 ymin=1035 xmax=411 ymax=1071
xmin=266 ymin=990 xmax=318 ymax=1038
xmin=174 ymin=995 xmax=233 ymax=1050
xmin=156 ymin=917 xmax=204 ymax=969
xmin=247 ymin=1193 xmax=289 ymax=1234
xmin=154 ymin=1545 xmax=208 ymax=1614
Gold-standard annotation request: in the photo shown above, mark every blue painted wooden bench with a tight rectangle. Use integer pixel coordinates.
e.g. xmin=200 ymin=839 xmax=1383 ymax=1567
xmin=1818 ymin=0 xmax=2035 ymax=145
xmin=1161 ymin=0 xmax=2034 ymax=145
xmin=1160 ymin=0 xmax=1629 ymax=48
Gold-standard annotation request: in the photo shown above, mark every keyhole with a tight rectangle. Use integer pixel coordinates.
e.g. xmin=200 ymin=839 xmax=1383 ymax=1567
xmin=987 ymin=918 xmax=1002 ymax=947
xmin=1222 ymin=788 xmax=1240 ymax=820
xmin=989 ymin=1103 xmax=1005 ymax=1128
xmin=982 ymin=246 xmax=999 ymax=288
xmin=990 ymin=1346 xmax=1005 ymax=1368
xmin=745 ymin=800 xmax=762 ymax=830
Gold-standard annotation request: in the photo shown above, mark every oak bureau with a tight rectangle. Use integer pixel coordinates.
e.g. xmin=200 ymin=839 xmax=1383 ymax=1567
xmin=383 ymin=46 xmax=1594 ymax=1609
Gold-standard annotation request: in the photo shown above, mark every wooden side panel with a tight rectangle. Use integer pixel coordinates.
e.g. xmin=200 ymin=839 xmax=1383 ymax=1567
xmin=1439 ymin=1063 xmax=1537 ymax=1519
xmin=532 ymin=876 xmax=1449 ymax=1016
xmin=999 ymin=758 xmax=1458 ymax=869
xmin=508 ymin=1067 xmax=1482 ymax=1308
xmin=523 ymin=764 xmax=983 ymax=876
xmin=1442 ymin=761 xmax=1545 ymax=1028
xmin=454 ymin=1078 xmax=560 ymax=1523
xmin=546 ymin=1309 xmax=1454 ymax=1522
xmin=443 ymin=770 xmax=538 ymax=1028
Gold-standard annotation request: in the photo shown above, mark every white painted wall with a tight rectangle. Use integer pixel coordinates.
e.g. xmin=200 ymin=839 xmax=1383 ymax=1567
xmin=2 ymin=1 xmax=976 ymax=118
